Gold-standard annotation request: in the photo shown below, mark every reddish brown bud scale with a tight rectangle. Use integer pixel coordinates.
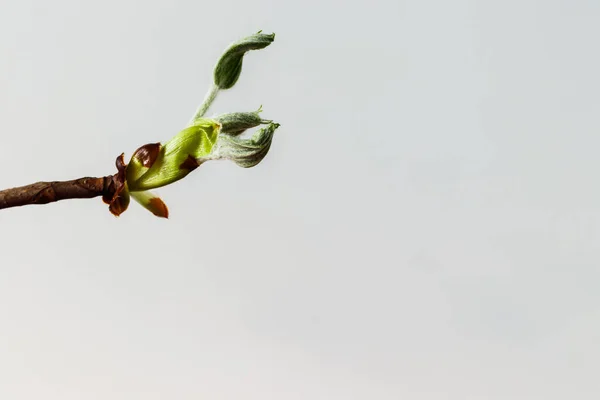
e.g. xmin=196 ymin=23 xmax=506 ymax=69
xmin=108 ymin=192 xmax=130 ymax=217
xmin=132 ymin=143 xmax=162 ymax=168
xmin=179 ymin=155 xmax=200 ymax=171
xmin=107 ymin=153 xmax=130 ymax=216
xmin=147 ymin=197 xmax=169 ymax=218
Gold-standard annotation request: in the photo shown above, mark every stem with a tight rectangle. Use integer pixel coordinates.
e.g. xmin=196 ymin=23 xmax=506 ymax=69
xmin=0 ymin=175 xmax=117 ymax=211
xmin=189 ymin=84 xmax=219 ymax=124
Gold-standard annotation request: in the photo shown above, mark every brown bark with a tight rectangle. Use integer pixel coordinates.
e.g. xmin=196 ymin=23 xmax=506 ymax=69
xmin=0 ymin=175 xmax=118 ymax=211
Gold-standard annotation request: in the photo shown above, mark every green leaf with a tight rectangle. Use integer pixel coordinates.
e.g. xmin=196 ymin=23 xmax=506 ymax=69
xmin=214 ymin=32 xmax=275 ymax=89
xmin=212 ymin=122 xmax=279 ymax=168
xmin=213 ymin=109 xmax=268 ymax=136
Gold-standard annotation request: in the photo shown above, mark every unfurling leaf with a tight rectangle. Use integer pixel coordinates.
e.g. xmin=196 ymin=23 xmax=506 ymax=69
xmin=211 ymin=122 xmax=279 ymax=168
xmin=214 ymin=109 xmax=269 ymax=136
xmin=214 ymin=32 xmax=275 ymax=90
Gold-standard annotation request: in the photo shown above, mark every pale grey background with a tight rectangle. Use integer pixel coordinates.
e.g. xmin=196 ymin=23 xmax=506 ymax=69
xmin=0 ymin=0 xmax=598 ymax=399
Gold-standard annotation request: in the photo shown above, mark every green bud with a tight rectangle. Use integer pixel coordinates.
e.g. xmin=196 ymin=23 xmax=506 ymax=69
xmin=214 ymin=31 xmax=275 ymax=89
xmin=211 ymin=122 xmax=279 ymax=168
xmin=214 ymin=109 xmax=270 ymax=136
xmin=127 ymin=119 xmax=220 ymax=191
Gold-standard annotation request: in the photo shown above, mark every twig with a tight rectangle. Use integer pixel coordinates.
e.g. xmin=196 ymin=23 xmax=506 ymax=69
xmin=0 ymin=175 xmax=118 ymax=211
xmin=0 ymin=31 xmax=278 ymax=217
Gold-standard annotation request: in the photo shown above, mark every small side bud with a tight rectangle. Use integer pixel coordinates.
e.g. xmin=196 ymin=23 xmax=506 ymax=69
xmin=214 ymin=122 xmax=279 ymax=168
xmin=214 ymin=32 xmax=275 ymax=89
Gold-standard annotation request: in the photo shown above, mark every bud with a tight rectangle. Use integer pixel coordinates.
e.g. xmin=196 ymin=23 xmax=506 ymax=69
xmin=212 ymin=122 xmax=279 ymax=168
xmin=214 ymin=31 xmax=275 ymax=89
xmin=127 ymin=118 xmax=221 ymax=191
xmin=214 ymin=109 xmax=270 ymax=136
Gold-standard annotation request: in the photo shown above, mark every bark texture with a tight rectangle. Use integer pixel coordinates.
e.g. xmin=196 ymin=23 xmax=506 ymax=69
xmin=0 ymin=175 xmax=117 ymax=210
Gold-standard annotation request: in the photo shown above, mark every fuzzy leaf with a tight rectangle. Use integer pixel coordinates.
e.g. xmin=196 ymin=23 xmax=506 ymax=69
xmin=214 ymin=32 xmax=275 ymax=89
xmin=210 ymin=122 xmax=279 ymax=168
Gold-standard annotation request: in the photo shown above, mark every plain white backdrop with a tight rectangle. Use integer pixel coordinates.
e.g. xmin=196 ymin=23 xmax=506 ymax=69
xmin=0 ymin=0 xmax=599 ymax=399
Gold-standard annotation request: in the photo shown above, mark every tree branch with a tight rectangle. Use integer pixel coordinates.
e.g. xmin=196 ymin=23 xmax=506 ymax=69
xmin=0 ymin=32 xmax=278 ymax=217
xmin=0 ymin=175 xmax=118 ymax=211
